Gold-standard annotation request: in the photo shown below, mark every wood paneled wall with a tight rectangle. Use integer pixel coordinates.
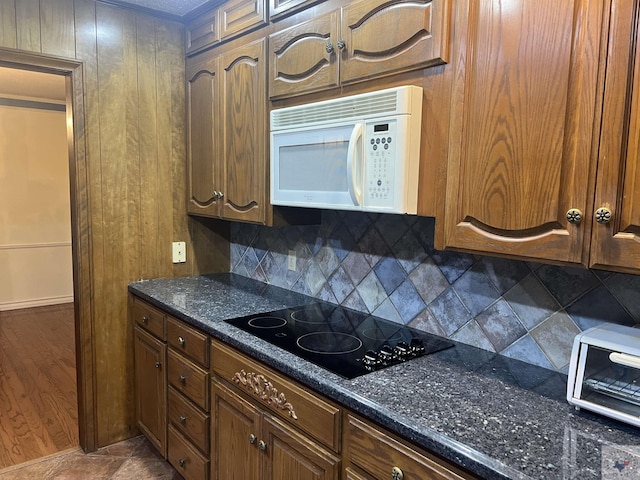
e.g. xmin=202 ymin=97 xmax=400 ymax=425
xmin=0 ymin=0 xmax=229 ymax=448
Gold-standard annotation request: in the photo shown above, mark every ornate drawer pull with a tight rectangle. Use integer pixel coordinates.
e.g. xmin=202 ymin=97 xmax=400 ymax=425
xmin=179 ymin=415 xmax=186 ymax=424
xmin=391 ymin=466 xmax=404 ymax=480
xmin=178 ymin=336 xmax=185 ymax=346
xmin=232 ymin=369 xmax=298 ymax=420
xmin=258 ymin=440 xmax=267 ymax=452
xmin=178 ymin=458 xmax=186 ymax=468
xmin=178 ymin=375 xmax=186 ymax=384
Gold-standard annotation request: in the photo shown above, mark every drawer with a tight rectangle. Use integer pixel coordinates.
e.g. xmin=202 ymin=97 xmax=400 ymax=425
xmin=346 ymin=415 xmax=470 ymax=480
xmin=167 ymin=316 xmax=209 ymax=367
xmin=211 ymin=339 xmax=341 ymax=452
xmin=168 ymin=387 xmax=209 ymax=453
xmin=168 ymin=349 xmax=209 ymax=411
xmin=168 ymin=425 xmax=209 ymax=480
xmin=131 ymin=297 xmax=165 ymax=340
xmin=186 ymin=8 xmax=219 ymax=54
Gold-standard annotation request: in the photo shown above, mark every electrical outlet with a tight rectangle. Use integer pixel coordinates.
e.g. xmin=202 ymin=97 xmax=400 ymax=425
xmin=287 ymin=249 xmax=296 ymax=271
xmin=172 ymin=242 xmax=186 ymax=263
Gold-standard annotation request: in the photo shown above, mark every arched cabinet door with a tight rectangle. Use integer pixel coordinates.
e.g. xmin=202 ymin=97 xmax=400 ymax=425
xmin=186 ymin=55 xmax=221 ymax=218
xmin=589 ymin=0 xmax=640 ymax=273
xmin=219 ymin=38 xmax=267 ymax=224
xmin=443 ymin=0 xmax=604 ymax=264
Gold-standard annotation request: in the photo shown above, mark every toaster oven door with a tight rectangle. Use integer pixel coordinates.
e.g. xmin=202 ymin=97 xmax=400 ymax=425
xmin=574 ymin=345 xmax=640 ymax=420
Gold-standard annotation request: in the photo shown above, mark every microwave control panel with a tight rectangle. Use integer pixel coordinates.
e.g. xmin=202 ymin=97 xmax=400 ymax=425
xmin=364 ymin=119 xmax=398 ymax=208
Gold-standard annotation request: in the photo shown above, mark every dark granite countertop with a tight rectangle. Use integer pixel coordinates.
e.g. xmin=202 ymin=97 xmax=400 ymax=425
xmin=129 ymin=273 xmax=640 ymax=480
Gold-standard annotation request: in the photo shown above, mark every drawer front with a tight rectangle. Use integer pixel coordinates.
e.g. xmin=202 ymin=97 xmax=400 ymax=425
xmin=132 ymin=297 xmax=165 ymax=340
xmin=168 ymin=349 xmax=210 ymax=411
xmin=168 ymin=426 xmax=209 ymax=480
xmin=211 ymin=339 xmax=341 ymax=452
xmin=167 ymin=317 xmax=210 ymax=367
xmin=168 ymin=387 xmax=209 ymax=452
xmin=219 ymin=0 xmax=267 ymax=41
xmin=346 ymin=415 xmax=469 ymax=480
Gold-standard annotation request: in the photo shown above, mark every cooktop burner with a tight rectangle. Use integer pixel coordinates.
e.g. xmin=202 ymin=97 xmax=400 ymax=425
xmin=225 ymin=302 xmax=453 ymax=379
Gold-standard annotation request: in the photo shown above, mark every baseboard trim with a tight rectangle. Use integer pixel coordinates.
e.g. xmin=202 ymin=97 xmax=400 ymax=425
xmin=0 ymin=296 xmax=74 ymax=311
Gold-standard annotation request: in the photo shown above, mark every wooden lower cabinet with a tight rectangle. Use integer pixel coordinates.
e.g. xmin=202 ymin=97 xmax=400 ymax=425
xmin=211 ymin=376 xmax=340 ymax=480
xmin=134 ymin=326 xmax=167 ymax=457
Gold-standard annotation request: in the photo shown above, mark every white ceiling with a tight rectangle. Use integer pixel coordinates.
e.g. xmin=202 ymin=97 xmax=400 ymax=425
xmin=115 ymin=0 xmax=211 ymax=15
xmin=0 ymin=67 xmax=66 ymax=102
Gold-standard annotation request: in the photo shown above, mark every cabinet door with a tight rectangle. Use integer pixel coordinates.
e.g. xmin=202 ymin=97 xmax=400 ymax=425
xmin=269 ymin=11 xmax=340 ymax=98
xmin=340 ymin=0 xmax=450 ymax=84
xmin=134 ymin=327 xmax=167 ymax=457
xmin=262 ymin=415 xmax=340 ymax=480
xmin=443 ymin=0 xmax=604 ymax=264
xmin=219 ymin=38 xmax=268 ymax=223
xmin=211 ymin=380 xmax=261 ymax=480
xmin=589 ymin=0 xmax=640 ymax=272
xmin=186 ymin=53 xmax=222 ymax=218
xmin=219 ymin=0 xmax=267 ymax=41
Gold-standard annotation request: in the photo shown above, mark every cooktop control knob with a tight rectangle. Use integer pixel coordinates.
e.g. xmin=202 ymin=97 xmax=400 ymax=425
xmin=410 ymin=338 xmax=426 ymax=355
xmin=378 ymin=344 xmax=394 ymax=365
xmin=362 ymin=350 xmax=381 ymax=370
xmin=393 ymin=341 xmax=411 ymax=361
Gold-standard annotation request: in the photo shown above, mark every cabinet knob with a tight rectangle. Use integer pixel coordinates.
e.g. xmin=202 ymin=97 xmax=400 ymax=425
xmin=258 ymin=440 xmax=267 ymax=452
xmin=217 ymin=191 xmax=224 ymax=199
xmin=179 ymin=415 xmax=186 ymax=424
xmin=337 ymin=39 xmax=346 ymax=50
xmin=595 ymin=207 xmax=612 ymax=224
xmin=178 ymin=336 xmax=185 ymax=346
xmin=213 ymin=190 xmax=219 ymax=199
xmin=325 ymin=41 xmax=334 ymax=54
xmin=154 ymin=361 xmax=161 ymax=369
xmin=141 ymin=315 xmax=148 ymax=323
xmin=178 ymin=459 xmax=186 ymax=468
xmin=249 ymin=434 xmax=257 ymax=444
xmin=391 ymin=466 xmax=404 ymax=480
xmin=178 ymin=375 xmax=186 ymax=384
xmin=566 ymin=208 xmax=583 ymax=224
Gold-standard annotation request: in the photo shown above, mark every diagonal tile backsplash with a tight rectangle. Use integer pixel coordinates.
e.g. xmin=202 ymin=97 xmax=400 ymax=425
xmin=230 ymin=211 xmax=640 ymax=372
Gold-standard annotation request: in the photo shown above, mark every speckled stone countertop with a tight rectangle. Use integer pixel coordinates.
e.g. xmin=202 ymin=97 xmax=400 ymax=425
xmin=129 ymin=274 xmax=640 ymax=480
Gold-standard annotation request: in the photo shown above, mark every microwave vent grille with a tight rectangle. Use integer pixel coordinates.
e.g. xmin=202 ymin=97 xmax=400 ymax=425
xmin=272 ymin=90 xmax=400 ymax=129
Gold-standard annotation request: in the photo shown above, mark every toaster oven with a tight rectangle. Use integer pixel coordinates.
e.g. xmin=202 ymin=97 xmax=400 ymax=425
xmin=567 ymin=324 xmax=640 ymax=427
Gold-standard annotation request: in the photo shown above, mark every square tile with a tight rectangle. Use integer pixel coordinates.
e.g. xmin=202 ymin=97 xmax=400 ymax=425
xmin=408 ymin=308 xmax=446 ymax=336
xmin=372 ymin=298 xmax=403 ymax=324
xmin=374 ymin=214 xmax=409 ymax=248
xmin=501 ymin=335 xmax=554 ymax=370
xmin=328 ymin=222 xmax=356 ymax=261
xmin=411 ymin=216 xmax=436 ymax=252
xmin=535 ymin=265 xmax=599 ymax=307
xmin=303 ymin=259 xmax=327 ymax=296
xmin=451 ymin=320 xmax=495 ymax=352
xmin=530 ymin=311 xmax=581 ymax=370
xmin=328 ymin=266 xmax=356 ymax=304
xmin=342 ymin=211 xmax=372 ymax=241
xmin=316 ymin=245 xmax=340 ymax=278
xmin=342 ymin=289 xmax=369 ymax=313
xmin=358 ymin=228 xmax=390 ymax=267
xmin=408 ymin=258 xmax=449 ymax=305
xmin=477 ymin=256 xmax=531 ymax=294
xmin=390 ymin=279 xmax=427 ymax=324
xmin=373 ymin=257 xmax=407 ymax=295
xmin=356 ymin=271 xmax=388 ymax=313
xmin=391 ymin=229 xmax=428 ymax=275
xmin=452 ymin=263 xmax=500 ymax=317
xmin=566 ymin=284 xmax=635 ymax=331
xmin=428 ymin=287 xmax=472 ymax=336
xmin=475 ymin=299 xmax=527 ymax=352
xmin=431 ymin=250 xmax=474 ymax=284
xmin=503 ymin=273 xmax=561 ymax=330
xmin=605 ymin=273 xmax=640 ymax=321
xmin=341 ymin=248 xmax=372 ymax=286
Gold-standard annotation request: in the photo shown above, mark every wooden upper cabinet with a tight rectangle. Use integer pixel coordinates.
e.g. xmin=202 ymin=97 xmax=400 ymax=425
xmin=269 ymin=0 xmax=322 ymax=21
xmin=269 ymin=12 xmax=340 ymax=98
xmin=589 ymin=0 xmax=640 ymax=273
xmin=443 ymin=0 xmax=605 ymax=265
xmin=186 ymin=55 xmax=222 ymax=218
xmin=186 ymin=9 xmax=219 ymax=55
xmin=219 ymin=38 xmax=268 ymax=223
xmin=269 ymin=0 xmax=451 ymax=99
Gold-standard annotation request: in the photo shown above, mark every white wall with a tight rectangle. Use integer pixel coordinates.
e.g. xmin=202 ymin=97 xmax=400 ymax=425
xmin=0 ymin=99 xmax=73 ymax=310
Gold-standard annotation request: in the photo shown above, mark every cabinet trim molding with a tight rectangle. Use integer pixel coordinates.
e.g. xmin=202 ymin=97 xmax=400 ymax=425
xmin=232 ymin=369 xmax=299 ymax=419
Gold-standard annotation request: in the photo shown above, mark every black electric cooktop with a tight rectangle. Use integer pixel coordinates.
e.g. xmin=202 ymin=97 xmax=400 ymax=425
xmin=225 ymin=301 xmax=453 ymax=379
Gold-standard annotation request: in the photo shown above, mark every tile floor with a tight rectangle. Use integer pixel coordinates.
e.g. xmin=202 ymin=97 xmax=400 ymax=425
xmin=0 ymin=436 xmax=180 ymax=480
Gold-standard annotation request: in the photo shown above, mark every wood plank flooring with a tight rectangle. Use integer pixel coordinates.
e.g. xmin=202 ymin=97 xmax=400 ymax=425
xmin=0 ymin=303 xmax=79 ymax=469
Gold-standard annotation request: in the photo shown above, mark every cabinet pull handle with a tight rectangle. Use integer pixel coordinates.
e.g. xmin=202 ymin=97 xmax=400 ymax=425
xmin=232 ymin=370 xmax=298 ymax=420
xmin=178 ymin=375 xmax=186 ymax=384
xmin=337 ymin=39 xmax=346 ymax=50
xmin=566 ymin=208 xmax=583 ymax=224
xmin=179 ymin=415 xmax=186 ymax=424
xmin=249 ymin=433 xmax=257 ymax=444
xmin=595 ymin=207 xmax=612 ymax=224
xmin=258 ymin=440 xmax=267 ymax=452
xmin=178 ymin=336 xmax=185 ymax=346
xmin=325 ymin=41 xmax=334 ymax=54
xmin=141 ymin=315 xmax=148 ymax=323
xmin=178 ymin=458 xmax=186 ymax=468
xmin=154 ymin=361 xmax=161 ymax=369
xmin=391 ymin=466 xmax=404 ymax=480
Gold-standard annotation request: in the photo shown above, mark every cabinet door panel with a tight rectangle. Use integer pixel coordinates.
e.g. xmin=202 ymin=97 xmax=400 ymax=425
xmin=211 ymin=380 xmax=261 ymax=480
xmin=444 ymin=0 xmax=603 ymax=263
xmin=340 ymin=0 xmax=450 ymax=84
xmin=262 ymin=415 xmax=340 ymax=480
xmin=186 ymin=55 xmax=221 ymax=217
xmin=220 ymin=0 xmax=267 ymax=41
xmin=590 ymin=0 xmax=640 ymax=272
xmin=134 ymin=327 xmax=167 ymax=457
xmin=220 ymin=39 xmax=267 ymax=223
xmin=269 ymin=12 xmax=340 ymax=98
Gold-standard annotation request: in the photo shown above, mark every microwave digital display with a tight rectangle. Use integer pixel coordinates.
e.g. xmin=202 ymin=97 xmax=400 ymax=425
xmin=374 ymin=124 xmax=389 ymax=132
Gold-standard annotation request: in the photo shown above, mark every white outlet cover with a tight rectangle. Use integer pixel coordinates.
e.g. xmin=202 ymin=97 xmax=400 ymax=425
xmin=172 ymin=241 xmax=186 ymax=263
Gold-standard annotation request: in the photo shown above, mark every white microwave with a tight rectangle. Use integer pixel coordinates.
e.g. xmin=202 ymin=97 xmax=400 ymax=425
xmin=270 ymin=86 xmax=423 ymax=214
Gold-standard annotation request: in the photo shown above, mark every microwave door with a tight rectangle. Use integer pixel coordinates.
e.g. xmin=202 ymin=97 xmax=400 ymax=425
xmin=270 ymin=123 xmax=363 ymax=210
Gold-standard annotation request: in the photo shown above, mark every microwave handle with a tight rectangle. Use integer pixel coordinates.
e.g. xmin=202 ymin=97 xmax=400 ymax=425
xmin=347 ymin=123 xmax=363 ymax=206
